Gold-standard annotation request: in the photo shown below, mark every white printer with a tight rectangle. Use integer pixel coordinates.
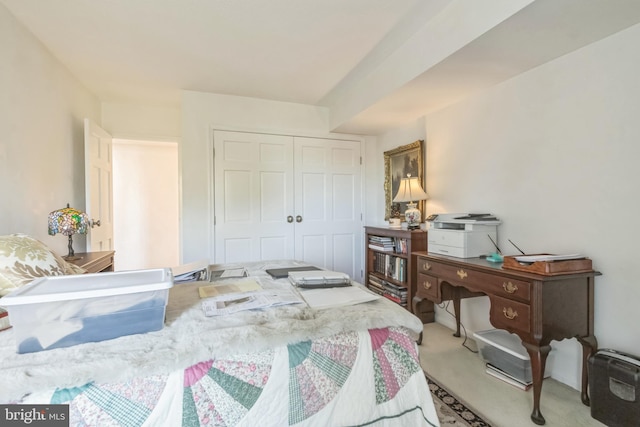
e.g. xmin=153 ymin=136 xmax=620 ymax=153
xmin=426 ymin=213 xmax=501 ymax=258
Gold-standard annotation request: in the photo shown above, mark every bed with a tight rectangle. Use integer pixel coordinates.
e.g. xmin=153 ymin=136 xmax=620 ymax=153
xmin=0 ymin=235 xmax=439 ymax=426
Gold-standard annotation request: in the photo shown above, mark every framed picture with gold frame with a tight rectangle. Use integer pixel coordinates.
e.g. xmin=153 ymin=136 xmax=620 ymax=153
xmin=384 ymin=140 xmax=425 ymax=221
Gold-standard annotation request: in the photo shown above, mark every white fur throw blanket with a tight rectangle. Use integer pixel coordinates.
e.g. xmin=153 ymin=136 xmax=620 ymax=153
xmin=0 ymin=268 xmax=422 ymax=402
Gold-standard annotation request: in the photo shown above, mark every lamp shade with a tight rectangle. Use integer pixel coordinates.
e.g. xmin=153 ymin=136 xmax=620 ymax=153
xmin=393 ymin=175 xmax=428 ymax=203
xmin=393 ymin=174 xmax=428 ymax=230
xmin=48 ymin=204 xmax=90 ymax=260
xmin=48 ymin=204 xmax=90 ymax=236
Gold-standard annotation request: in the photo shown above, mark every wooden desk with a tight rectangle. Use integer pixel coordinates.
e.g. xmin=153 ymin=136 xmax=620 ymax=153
xmin=413 ymin=252 xmax=599 ymax=425
xmin=67 ymin=251 xmax=115 ymax=273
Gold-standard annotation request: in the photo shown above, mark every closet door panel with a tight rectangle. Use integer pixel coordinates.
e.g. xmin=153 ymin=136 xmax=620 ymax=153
xmin=260 ymin=171 xmax=287 ymax=222
xmin=223 ymin=170 xmax=251 ymax=222
xmin=301 ymin=173 xmax=326 ymax=221
xmin=260 ymin=236 xmax=287 ymax=260
xmin=223 ymin=238 xmax=251 ymax=263
xmin=333 ymin=174 xmax=355 ymax=220
xmin=299 ymin=233 xmax=327 ymax=267
xmin=332 ymin=233 xmax=356 ymax=277
xmin=294 ymin=137 xmax=362 ymax=279
xmin=214 ymin=131 xmax=294 ymax=263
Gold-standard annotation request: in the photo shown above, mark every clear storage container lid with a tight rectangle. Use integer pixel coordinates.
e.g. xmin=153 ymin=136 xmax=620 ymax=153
xmin=473 ymin=329 xmax=530 ymax=360
xmin=1 ymin=268 xmax=173 ymax=305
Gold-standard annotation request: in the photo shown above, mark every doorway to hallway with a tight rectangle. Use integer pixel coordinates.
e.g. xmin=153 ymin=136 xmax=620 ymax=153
xmin=112 ymin=139 xmax=179 ymax=271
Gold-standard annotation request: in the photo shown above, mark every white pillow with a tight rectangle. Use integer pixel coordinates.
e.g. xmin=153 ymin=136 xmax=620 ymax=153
xmin=0 ymin=233 xmax=86 ymax=297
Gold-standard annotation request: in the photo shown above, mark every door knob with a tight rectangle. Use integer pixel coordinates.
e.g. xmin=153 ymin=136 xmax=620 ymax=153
xmin=287 ymin=216 xmax=294 ymax=223
xmin=296 ymin=215 xmax=302 ymax=223
xmin=90 ymin=219 xmax=101 ymax=228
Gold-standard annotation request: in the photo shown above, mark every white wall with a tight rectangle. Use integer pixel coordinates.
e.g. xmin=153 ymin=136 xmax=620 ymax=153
xmin=0 ymin=4 xmax=100 ymax=255
xmin=112 ymin=140 xmax=179 ymax=271
xmin=102 ymin=102 xmax=181 ymax=141
xmin=414 ymin=22 xmax=640 ymax=389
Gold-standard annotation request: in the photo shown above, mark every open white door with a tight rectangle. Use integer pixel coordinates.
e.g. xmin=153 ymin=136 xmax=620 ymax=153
xmin=84 ymin=118 xmax=114 ymax=251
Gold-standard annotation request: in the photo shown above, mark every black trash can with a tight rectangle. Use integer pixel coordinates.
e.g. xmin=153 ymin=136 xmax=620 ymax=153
xmin=589 ymin=349 xmax=640 ymax=427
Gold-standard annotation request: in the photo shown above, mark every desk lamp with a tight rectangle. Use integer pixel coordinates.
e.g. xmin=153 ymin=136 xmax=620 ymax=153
xmin=48 ymin=203 xmax=90 ymax=260
xmin=393 ymin=174 xmax=428 ymax=230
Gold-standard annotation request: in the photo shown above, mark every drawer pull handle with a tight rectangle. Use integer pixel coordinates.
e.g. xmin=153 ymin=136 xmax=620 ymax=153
xmin=423 ymin=281 xmax=432 ymax=290
xmin=503 ymin=281 xmax=518 ymax=293
xmin=422 ymin=262 xmax=431 ymax=271
xmin=503 ymin=307 xmax=518 ymax=320
xmin=456 ymin=269 xmax=468 ymax=279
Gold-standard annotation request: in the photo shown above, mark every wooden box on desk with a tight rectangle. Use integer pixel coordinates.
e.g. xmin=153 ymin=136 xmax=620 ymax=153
xmin=502 ymin=255 xmax=593 ymax=275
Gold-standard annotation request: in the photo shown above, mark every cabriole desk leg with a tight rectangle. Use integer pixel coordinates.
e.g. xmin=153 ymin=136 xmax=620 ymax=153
xmin=452 ymin=290 xmax=461 ymax=337
xmin=578 ymin=335 xmax=598 ymax=405
xmin=523 ymin=343 xmax=552 ymax=425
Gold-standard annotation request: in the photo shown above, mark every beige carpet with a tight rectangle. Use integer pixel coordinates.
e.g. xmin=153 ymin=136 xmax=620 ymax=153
xmin=427 ymin=373 xmax=492 ymax=427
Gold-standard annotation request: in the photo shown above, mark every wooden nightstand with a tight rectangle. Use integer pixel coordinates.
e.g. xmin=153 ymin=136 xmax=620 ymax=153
xmin=67 ymin=251 xmax=115 ymax=273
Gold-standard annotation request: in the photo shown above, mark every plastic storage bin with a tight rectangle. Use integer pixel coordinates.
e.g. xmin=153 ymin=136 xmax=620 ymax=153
xmin=1 ymin=268 xmax=173 ymax=353
xmin=473 ymin=329 xmax=554 ymax=384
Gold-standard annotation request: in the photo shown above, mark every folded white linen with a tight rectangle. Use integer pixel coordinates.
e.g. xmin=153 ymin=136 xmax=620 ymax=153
xmin=29 ymin=319 xmax=83 ymax=349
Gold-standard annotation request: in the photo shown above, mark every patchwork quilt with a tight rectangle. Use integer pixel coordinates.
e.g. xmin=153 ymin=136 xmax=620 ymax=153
xmin=22 ymin=327 xmax=438 ymax=426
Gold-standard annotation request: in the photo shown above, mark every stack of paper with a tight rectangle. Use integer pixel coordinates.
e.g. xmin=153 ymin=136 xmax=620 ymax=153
xmin=198 ymin=278 xmax=262 ymax=298
xmin=208 ymin=267 xmax=247 ymax=280
xmin=288 ymin=271 xmax=351 ymax=288
xmin=172 ymin=260 xmax=209 ymax=283
xmin=199 ymin=278 xmax=304 ymax=316
xmin=514 ymin=254 xmax=584 ymax=263
xmin=201 ymin=289 xmax=304 ymax=316
xmin=299 ymin=285 xmax=380 ymax=310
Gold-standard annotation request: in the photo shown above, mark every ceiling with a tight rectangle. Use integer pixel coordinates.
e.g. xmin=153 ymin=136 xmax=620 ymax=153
xmin=3 ymin=0 xmax=640 ymax=135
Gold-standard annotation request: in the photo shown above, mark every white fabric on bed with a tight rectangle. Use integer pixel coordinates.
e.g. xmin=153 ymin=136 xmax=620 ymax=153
xmin=0 ymin=261 xmax=423 ymax=402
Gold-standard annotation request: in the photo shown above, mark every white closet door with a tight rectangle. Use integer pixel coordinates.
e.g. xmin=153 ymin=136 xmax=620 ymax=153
xmin=293 ymin=137 xmax=362 ymax=279
xmin=213 ymin=131 xmax=294 ymax=263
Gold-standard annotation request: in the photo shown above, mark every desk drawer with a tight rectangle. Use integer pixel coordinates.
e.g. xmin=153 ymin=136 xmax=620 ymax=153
xmin=416 ymin=257 xmax=437 ymax=274
xmin=416 ymin=273 xmax=439 ymax=301
xmin=425 ymin=262 xmax=531 ymax=303
xmin=489 ymin=295 xmax=530 ymax=333
xmin=87 ymin=255 xmax=114 ymax=273
xmin=494 ymin=277 xmax=531 ymax=302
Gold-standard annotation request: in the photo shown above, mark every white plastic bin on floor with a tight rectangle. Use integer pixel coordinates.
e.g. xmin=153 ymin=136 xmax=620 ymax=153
xmin=1 ymin=268 xmax=173 ymax=353
xmin=473 ymin=329 xmax=554 ymax=384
